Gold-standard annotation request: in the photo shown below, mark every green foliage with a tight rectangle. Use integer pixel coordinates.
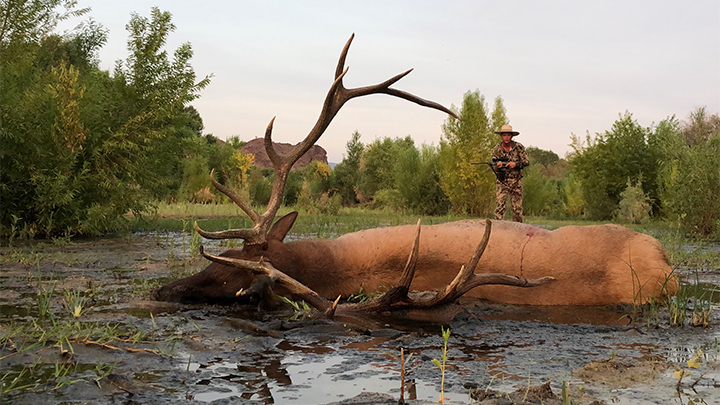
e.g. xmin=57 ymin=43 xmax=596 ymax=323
xmin=526 ymin=146 xmax=559 ymax=166
xmin=331 ymin=131 xmax=364 ymax=205
xmin=296 ymin=161 xmax=340 ymax=215
xmin=282 ymin=169 xmax=303 ymax=206
xmin=568 ymin=112 xmax=661 ymax=220
xmin=394 ymin=144 xmax=450 ymax=215
xmin=335 ymin=134 xmax=449 ymax=215
xmin=248 ymin=168 xmax=273 ymax=206
xmin=357 ymin=136 xmax=414 ymax=200
xmin=431 ymin=327 xmax=451 ymax=404
xmin=177 ymin=137 xmax=212 ymax=202
xmin=615 ymin=179 xmax=652 ymax=224
xmin=370 ymin=189 xmax=405 ymax=212
xmin=562 ymin=172 xmax=585 ymax=217
xmin=438 ymin=91 xmax=505 ymax=216
xmin=0 ymin=0 xmax=89 ymax=46
xmin=522 ymin=165 xmax=563 ymax=217
xmin=0 ymin=7 xmax=210 ymax=236
xmin=657 ymin=108 xmax=720 ymax=236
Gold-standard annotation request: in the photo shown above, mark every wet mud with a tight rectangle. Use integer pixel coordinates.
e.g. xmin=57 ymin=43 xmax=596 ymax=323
xmin=0 ymin=232 xmax=718 ymax=404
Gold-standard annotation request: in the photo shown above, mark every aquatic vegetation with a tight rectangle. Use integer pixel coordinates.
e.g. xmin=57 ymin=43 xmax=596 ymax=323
xmin=674 ymin=338 xmax=718 ymax=402
xmin=431 ymin=327 xmax=451 ymax=404
xmin=62 ymin=288 xmax=89 ymax=318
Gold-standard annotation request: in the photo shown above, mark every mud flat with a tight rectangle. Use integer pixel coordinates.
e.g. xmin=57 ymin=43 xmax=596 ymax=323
xmin=1 ymin=232 xmax=718 ymax=404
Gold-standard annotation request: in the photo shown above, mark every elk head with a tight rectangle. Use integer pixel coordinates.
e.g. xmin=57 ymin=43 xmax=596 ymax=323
xmin=152 ymin=34 xmax=460 ymax=304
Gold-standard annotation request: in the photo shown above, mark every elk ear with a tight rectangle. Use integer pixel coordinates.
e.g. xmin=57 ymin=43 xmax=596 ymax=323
xmin=267 ymin=211 xmax=298 ymax=242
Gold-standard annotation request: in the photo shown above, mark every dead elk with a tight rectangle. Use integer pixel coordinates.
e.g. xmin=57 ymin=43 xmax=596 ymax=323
xmin=197 ymin=219 xmax=555 ymax=317
xmin=152 ymin=35 xmax=678 ymax=308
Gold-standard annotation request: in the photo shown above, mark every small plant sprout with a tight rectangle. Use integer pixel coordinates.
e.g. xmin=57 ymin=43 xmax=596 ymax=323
xmin=62 ymin=289 xmax=88 ymax=318
xmin=36 ymin=279 xmax=56 ymax=318
xmin=675 ymin=339 xmax=719 ymax=391
xmin=561 ymin=381 xmax=570 ymax=405
xmin=277 ymin=296 xmax=311 ymax=313
xmin=432 ymin=327 xmax=451 ymax=404
xmin=189 ymin=226 xmax=202 ymax=259
xmin=393 ymin=347 xmax=415 ymax=405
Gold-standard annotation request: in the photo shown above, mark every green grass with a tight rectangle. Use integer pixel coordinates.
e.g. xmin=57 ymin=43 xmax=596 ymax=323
xmin=129 ymin=202 xmax=474 ymax=236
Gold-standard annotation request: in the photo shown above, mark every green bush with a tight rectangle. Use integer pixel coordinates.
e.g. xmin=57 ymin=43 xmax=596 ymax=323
xmin=562 ymin=173 xmax=585 ymax=217
xmin=657 ymin=111 xmax=720 ymax=236
xmin=438 ymin=91 xmax=505 ymax=216
xmin=0 ymin=7 xmax=209 ymax=236
xmin=248 ymin=168 xmax=273 ymax=206
xmin=371 ymin=189 xmax=406 ymax=212
xmin=615 ymin=179 xmax=652 ymax=224
xmin=522 ymin=165 xmax=562 ymax=217
xmin=394 ymin=145 xmax=450 ymax=216
xmin=568 ymin=112 xmax=661 ymax=220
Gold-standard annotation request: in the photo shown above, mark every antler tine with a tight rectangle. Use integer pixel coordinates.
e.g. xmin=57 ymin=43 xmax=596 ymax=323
xmin=209 ymin=169 xmax=260 ymax=223
xmin=396 ymin=219 xmax=422 ymax=290
xmin=193 ymin=169 xmax=267 ymax=244
xmin=264 ymin=117 xmax=280 ymax=167
xmin=347 ymin=73 xmax=459 ymax=119
xmin=335 ymin=33 xmax=355 ymax=79
xmin=385 ymin=88 xmax=459 ymax=119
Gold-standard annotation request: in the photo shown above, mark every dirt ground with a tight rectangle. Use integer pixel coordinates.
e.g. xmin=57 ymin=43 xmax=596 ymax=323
xmin=0 ymin=232 xmax=718 ymax=404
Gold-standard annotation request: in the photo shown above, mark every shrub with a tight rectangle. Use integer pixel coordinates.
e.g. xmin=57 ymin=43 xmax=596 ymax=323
xmin=615 ymin=179 xmax=651 ymax=224
xmin=522 ymin=165 xmax=562 ymax=217
xmin=371 ymin=189 xmax=406 ymax=212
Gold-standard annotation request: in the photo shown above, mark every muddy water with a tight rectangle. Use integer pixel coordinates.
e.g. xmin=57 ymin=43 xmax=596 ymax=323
xmin=0 ymin=232 xmax=719 ymax=405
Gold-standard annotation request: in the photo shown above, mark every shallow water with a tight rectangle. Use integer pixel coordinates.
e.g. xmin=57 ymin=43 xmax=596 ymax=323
xmin=0 ymin=231 xmax=718 ymax=404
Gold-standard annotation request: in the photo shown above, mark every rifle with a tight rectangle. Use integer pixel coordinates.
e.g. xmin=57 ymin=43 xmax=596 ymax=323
xmin=471 ymin=157 xmax=510 ymax=182
xmin=471 ymin=157 xmax=510 ymax=167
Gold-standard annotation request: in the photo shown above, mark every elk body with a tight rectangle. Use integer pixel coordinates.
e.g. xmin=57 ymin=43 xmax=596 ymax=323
xmin=153 ymin=212 xmax=677 ymax=306
xmin=152 ymin=35 xmax=677 ymax=311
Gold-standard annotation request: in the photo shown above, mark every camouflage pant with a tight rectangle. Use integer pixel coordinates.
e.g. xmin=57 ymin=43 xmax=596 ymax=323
xmin=494 ymin=178 xmax=523 ymax=222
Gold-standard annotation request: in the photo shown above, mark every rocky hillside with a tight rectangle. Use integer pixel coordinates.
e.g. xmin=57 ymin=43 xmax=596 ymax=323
xmin=241 ymin=138 xmax=328 ymax=169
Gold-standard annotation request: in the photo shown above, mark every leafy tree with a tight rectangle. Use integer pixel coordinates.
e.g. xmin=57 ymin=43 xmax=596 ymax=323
xmin=248 ymin=167 xmax=274 ymax=206
xmin=0 ymin=6 xmax=210 ymax=236
xmin=657 ymin=109 xmax=720 ymax=236
xmin=0 ymin=0 xmax=88 ymax=45
xmin=526 ymin=146 xmax=559 ymax=166
xmin=567 ymin=112 xmax=661 ymax=220
xmin=438 ymin=90 xmax=506 ymax=216
xmin=226 ymin=135 xmax=246 ymax=149
xmin=562 ymin=172 xmax=585 ymax=217
xmin=394 ymin=144 xmax=450 ymax=215
xmin=331 ymin=130 xmax=364 ymax=205
xmin=490 ymin=96 xmax=508 ymax=131
xmin=357 ymin=136 xmax=414 ymax=200
xmin=615 ymin=179 xmax=652 ymax=224
xmin=521 ymin=165 xmax=562 ymax=217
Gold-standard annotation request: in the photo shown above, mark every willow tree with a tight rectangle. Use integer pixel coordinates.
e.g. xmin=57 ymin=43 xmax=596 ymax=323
xmin=0 ymin=6 xmax=210 ymax=236
xmin=438 ymin=91 xmax=507 ymax=216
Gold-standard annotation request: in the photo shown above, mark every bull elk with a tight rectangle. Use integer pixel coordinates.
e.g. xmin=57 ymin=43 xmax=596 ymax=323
xmin=152 ymin=35 xmax=678 ymax=312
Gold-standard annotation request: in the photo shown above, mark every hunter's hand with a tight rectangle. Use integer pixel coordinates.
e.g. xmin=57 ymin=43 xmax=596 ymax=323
xmin=496 ymin=161 xmax=503 ymax=168
xmin=507 ymin=161 xmax=516 ymax=169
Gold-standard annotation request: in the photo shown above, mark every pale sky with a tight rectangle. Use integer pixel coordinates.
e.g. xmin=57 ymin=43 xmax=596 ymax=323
xmin=61 ymin=1 xmax=720 ymax=162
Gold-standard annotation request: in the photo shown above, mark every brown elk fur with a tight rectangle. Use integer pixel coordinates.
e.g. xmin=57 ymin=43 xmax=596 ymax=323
xmin=153 ymin=213 xmax=678 ymax=306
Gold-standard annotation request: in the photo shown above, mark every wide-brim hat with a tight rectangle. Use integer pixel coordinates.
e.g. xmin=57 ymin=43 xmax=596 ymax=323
xmin=495 ymin=124 xmax=519 ymax=136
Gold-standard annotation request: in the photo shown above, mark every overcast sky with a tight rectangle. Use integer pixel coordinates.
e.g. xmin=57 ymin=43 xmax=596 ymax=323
xmin=61 ymin=1 xmax=720 ymax=162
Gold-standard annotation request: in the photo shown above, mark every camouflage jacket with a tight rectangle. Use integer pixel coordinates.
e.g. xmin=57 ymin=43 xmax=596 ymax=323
xmin=491 ymin=141 xmax=530 ymax=181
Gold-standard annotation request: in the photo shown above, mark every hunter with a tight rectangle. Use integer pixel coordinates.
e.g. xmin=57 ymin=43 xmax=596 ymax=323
xmin=492 ymin=124 xmax=530 ymax=222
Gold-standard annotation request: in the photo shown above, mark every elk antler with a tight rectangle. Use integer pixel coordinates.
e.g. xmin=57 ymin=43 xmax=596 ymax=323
xmin=199 ymin=220 xmax=556 ymax=317
xmin=195 ymin=34 xmax=459 ymax=246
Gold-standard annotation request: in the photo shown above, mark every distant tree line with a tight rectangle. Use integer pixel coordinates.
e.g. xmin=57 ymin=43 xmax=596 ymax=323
xmin=2 ymin=2 xmax=718 ymax=238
